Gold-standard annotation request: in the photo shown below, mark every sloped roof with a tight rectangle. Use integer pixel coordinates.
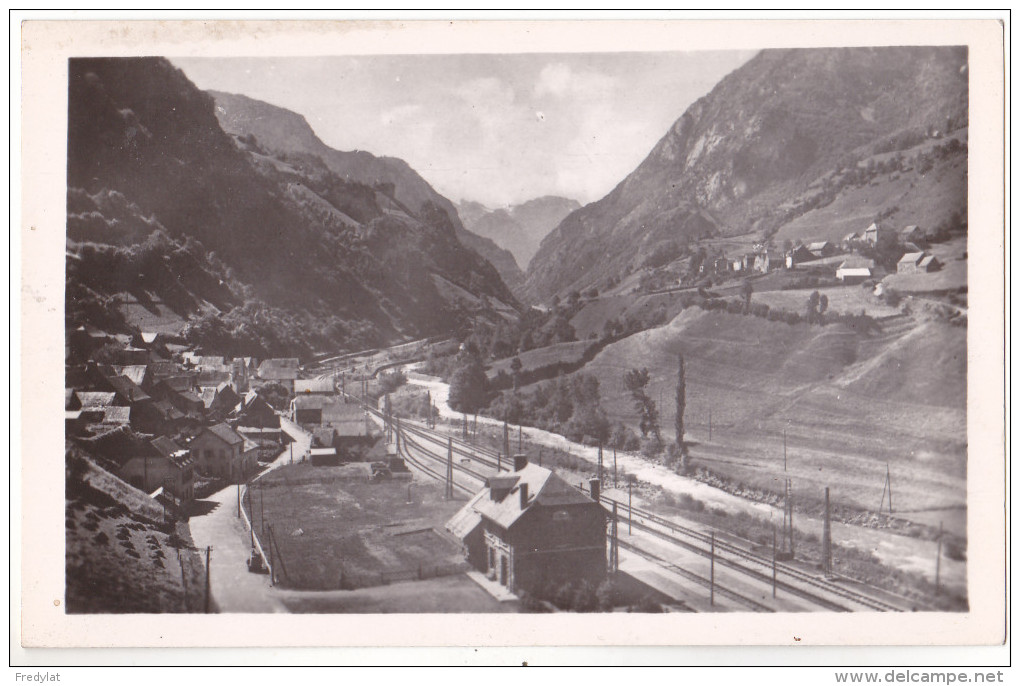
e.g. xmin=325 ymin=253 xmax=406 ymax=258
xmin=115 ymin=365 xmax=148 ymax=386
xmin=161 ymin=375 xmax=195 ymax=392
xmin=242 ymin=438 xmax=259 ymax=453
xmin=468 ymin=463 xmax=596 ymax=530
xmin=149 ymin=360 xmax=179 ymax=378
xmin=294 ymin=378 xmax=335 ymax=394
xmin=807 ymin=241 xmax=831 ymax=251
xmin=446 ymin=492 xmax=485 ymax=539
xmin=99 ymin=406 xmax=132 ymax=425
xmin=292 ymin=395 xmax=331 ymax=410
xmin=65 ymin=388 xmax=75 ymax=410
xmin=197 ymin=370 xmax=230 ymax=387
xmin=918 ymin=255 xmax=939 ymax=268
xmin=75 ymin=391 xmax=118 ymax=408
xmin=140 ymin=332 xmax=161 ymax=344
xmin=76 ymin=426 xmax=158 ymax=466
xmin=107 ymin=375 xmax=151 ymax=404
xmin=898 ymin=251 xmax=926 ymax=265
xmin=258 ymin=358 xmax=300 ymax=380
xmin=150 ymin=436 xmax=184 ymax=457
xmin=205 ymin=422 xmax=245 ymax=445
xmin=838 ymin=256 xmax=875 ymax=270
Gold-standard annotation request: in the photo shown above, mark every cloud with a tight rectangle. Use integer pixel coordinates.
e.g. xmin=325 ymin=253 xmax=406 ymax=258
xmin=380 ymin=103 xmax=422 ymax=126
xmin=534 ymin=62 xmax=616 ymax=100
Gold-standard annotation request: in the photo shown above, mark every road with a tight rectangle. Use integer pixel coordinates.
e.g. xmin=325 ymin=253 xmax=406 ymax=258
xmin=186 ymin=417 xmax=312 ymax=613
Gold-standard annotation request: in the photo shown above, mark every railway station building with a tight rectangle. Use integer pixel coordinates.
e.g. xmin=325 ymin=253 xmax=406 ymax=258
xmin=446 ymin=455 xmax=607 ymax=597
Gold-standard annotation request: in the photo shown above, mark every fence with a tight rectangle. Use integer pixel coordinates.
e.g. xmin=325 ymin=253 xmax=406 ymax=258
xmin=239 ymin=484 xmax=274 ymax=584
xmin=332 ymin=562 xmax=470 ymax=591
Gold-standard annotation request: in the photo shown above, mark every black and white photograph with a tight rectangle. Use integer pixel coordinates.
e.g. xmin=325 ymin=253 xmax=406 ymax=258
xmin=15 ymin=16 xmax=1006 ymax=656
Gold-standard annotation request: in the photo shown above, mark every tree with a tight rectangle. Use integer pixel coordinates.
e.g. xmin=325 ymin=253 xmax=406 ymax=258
xmin=675 ymin=353 xmax=686 ymax=453
xmin=448 ymin=355 xmax=489 ymax=414
xmin=623 ymin=368 xmax=660 ymax=442
xmin=741 ymin=281 xmax=754 ymax=314
xmin=818 ymin=294 xmax=829 ymax=323
xmin=510 ymin=356 xmax=523 ymax=390
xmin=806 ymin=290 xmax=821 ymax=324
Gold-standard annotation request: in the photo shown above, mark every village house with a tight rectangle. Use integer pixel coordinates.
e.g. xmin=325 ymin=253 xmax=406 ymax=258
xmin=294 ymin=378 xmax=335 ymax=395
xmin=291 ymin=394 xmax=331 ymax=425
xmin=446 ymin=455 xmax=607 ymax=597
xmin=140 ymin=436 xmax=195 ymax=503
xmin=841 ymin=232 xmax=862 ymax=250
xmin=864 ymin=222 xmax=893 ymax=246
xmin=231 ymin=390 xmax=281 ymax=429
xmin=322 ymin=401 xmax=379 ymax=461
xmin=235 ymin=426 xmax=285 ymax=461
xmin=753 ymin=250 xmax=785 ymax=274
xmin=257 ymin=358 xmax=300 ymax=392
xmin=198 ymin=382 xmax=241 ymax=419
xmin=189 ymin=423 xmax=255 ymax=482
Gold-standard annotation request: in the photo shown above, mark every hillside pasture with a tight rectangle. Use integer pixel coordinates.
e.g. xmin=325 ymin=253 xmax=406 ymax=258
xmin=752 ymin=283 xmax=902 ymax=318
xmin=576 ymin=308 xmax=966 ymax=530
xmin=487 ymin=339 xmax=590 ymax=380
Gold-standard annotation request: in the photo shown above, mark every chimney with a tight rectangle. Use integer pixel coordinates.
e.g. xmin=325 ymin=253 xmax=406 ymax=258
xmin=513 ymin=453 xmax=528 ymax=472
xmin=588 ymin=477 xmax=601 ymax=503
xmin=519 ymin=483 xmax=529 ymax=509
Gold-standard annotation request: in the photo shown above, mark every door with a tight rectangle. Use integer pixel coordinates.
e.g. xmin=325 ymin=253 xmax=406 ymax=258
xmin=499 ymin=555 xmax=508 ymax=586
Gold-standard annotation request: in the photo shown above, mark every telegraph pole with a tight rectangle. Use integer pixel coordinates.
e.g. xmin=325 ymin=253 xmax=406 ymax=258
xmin=236 ymin=483 xmax=240 ymax=518
xmin=822 ymin=487 xmax=833 ymax=578
xmin=772 ymin=524 xmax=778 ymax=598
xmin=446 ymin=438 xmax=454 ymax=500
xmin=628 ymin=482 xmax=633 ymax=534
xmin=710 ymin=532 xmax=715 ymax=606
xmin=783 ymin=429 xmax=787 ymax=472
xmin=518 ymin=424 xmax=522 ymax=452
xmin=204 ymin=546 xmax=211 ymax=613
xmin=613 ymin=445 xmax=618 ymax=488
xmin=935 ymin=521 xmax=943 ymax=596
xmin=597 ymin=442 xmax=603 ymax=485
xmin=502 ymin=417 xmax=510 ymax=464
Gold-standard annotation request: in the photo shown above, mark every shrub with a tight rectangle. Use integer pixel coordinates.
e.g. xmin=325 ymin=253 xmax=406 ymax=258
xmin=640 ymin=437 xmax=664 ymax=458
xmin=571 ymin=581 xmax=599 ymax=613
xmin=629 ymin=594 xmax=664 ymax=613
xmin=596 ymin=579 xmax=617 ymax=611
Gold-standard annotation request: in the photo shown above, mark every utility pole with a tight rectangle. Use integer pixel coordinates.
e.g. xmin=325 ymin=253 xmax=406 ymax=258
xmin=502 ymin=417 xmax=510 ymax=464
xmin=518 ymin=424 xmax=522 ymax=452
xmin=710 ymin=532 xmax=715 ymax=606
xmin=772 ymin=524 xmax=778 ymax=599
xmin=822 ymin=486 xmax=833 ymax=578
xmin=268 ymin=526 xmax=275 ymax=586
xmin=538 ymin=448 xmax=543 ymax=468
xmin=935 ymin=521 xmax=943 ymax=596
xmin=783 ymin=429 xmax=787 ymax=472
xmin=609 ymin=502 xmax=619 ymax=573
xmin=204 ymin=546 xmax=211 ymax=614
xmin=628 ymin=482 xmax=633 ymax=534
xmin=446 ymin=438 xmax=454 ymax=500
xmin=613 ymin=445 xmax=618 ymax=488
xmin=598 ymin=442 xmax=603 ymax=485
xmin=236 ymin=483 xmax=240 ymax=518
xmin=426 ymin=390 xmax=432 ymax=428
xmin=463 ymin=414 xmax=468 ymax=440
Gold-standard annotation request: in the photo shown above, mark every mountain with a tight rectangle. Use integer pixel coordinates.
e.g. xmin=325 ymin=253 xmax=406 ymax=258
xmin=525 ymin=47 xmax=969 ymax=300
xmin=456 ymin=196 xmax=580 ymax=270
xmin=209 ymin=90 xmax=525 ymax=294
xmin=66 ymin=58 xmax=518 ymax=358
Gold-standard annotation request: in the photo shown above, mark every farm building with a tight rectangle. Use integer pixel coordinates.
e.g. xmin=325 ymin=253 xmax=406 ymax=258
xmin=753 ymin=250 xmax=785 ymax=273
xmin=896 ymin=251 xmax=940 ymax=274
xmin=446 ymin=455 xmax=607 ymax=597
xmin=900 ymin=225 xmax=924 ymax=244
xmin=198 ymin=382 xmax=241 ymax=419
xmin=806 ymin=241 xmax=838 ymax=259
xmin=841 ymin=232 xmax=861 ymax=250
xmin=294 ymin=378 xmax=335 ymax=395
xmin=786 ymin=245 xmax=816 ymax=267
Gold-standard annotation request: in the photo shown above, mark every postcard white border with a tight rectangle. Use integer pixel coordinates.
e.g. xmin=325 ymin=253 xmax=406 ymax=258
xmin=16 ymin=17 xmax=1007 ymax=653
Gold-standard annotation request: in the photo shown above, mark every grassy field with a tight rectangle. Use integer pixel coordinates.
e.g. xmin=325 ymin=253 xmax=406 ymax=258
xmin=65 ymin=454 xmax=207 ymax=613
xmin=773 ymin=134 xmax=967 ymax=246
xmin=752 ymin=283 xmax=902 ymax=318
xmin=487 ymin=339 xmax=590 ymax=379
xmin=277 ymin=575 xmax=516 ymax=613
xmin=248 ymin=464 xmax=469 ymax=590
xmin=571 ymin=307 xmax=966 ymax=535
xmin=882 ymin=237 xmax=968 ymax=294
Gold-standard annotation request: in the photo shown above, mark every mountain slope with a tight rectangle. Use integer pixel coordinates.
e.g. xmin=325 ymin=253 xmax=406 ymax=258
xmin=209 ymin=90 xmax=526 ymax=294
xmin=457 ymin=196 xmax=580 ymax=269
xmin=526 ymin=46 xmax=969 ymax=300
xmin=67 ymin=58 xmax=518 ymax=357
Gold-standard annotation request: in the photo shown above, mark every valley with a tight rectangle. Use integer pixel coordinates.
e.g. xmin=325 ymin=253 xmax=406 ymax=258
xmin=63 ymin=46 xmax=973 ymax=615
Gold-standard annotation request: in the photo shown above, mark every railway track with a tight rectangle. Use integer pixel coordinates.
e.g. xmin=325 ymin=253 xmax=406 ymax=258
xmin=617 ymin=540 xmax=775 ymax=613
xmin=358 ymin=400 xmax=906 ymax=612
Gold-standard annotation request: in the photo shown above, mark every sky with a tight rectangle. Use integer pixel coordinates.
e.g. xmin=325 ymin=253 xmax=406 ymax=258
xmin=172 ymin=51 xmax=756 ymax=208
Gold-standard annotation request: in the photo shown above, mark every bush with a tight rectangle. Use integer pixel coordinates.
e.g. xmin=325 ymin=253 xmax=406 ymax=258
xmin=596 ymin=579 xmax=617 ymax=611
xmin=571 ymin=581 xmax=599 ymax=613
xmin=518 ymin=591 xmax=552 ymax=613
xmin=629 ymin=594 xmax=664 ymax=613
xmin=640 ymin=437 xmax=664 ymax=458
xmin=377 ymin=369 xmax=407 ymax=394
